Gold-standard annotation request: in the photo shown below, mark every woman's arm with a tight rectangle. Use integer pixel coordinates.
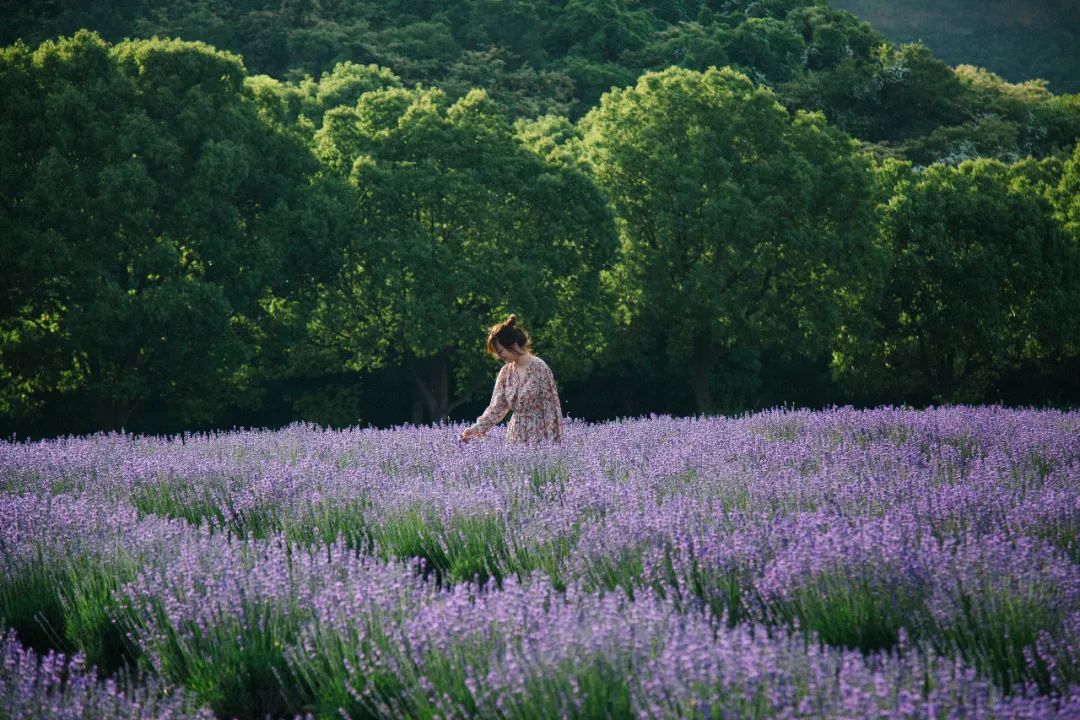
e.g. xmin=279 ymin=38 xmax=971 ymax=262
xmin=466 ymin=365 xmax=510 ymax=437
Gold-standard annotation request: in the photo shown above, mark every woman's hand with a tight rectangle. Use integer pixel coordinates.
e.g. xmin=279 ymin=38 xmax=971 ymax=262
xmin=460 ymin=428 xmax=481 ymax=443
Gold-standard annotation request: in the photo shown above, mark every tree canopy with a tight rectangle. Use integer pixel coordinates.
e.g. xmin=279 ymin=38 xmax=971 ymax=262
xmin=0 ymin=31 xmax=351 ymax=430
xmin=581 ymin=66 xmax=880 ymax=412
xmin=833 ymin=157 xmax=1080 ymax=404
xmin=3 ymin=0 xmax=1077 ymax=164
xmin=0 ymin=3 xmax=1078 ymax=436
xmin=308 ymin=84 xmax=616 ymax=422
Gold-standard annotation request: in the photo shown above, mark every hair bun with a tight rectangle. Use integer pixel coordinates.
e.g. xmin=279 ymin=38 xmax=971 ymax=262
xmin=507 ymin=314 xmax=518 ymax=326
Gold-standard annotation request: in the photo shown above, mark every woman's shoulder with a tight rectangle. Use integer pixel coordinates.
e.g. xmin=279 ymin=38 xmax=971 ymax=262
xmin=530 ymin=356 xmax=553 ymax=373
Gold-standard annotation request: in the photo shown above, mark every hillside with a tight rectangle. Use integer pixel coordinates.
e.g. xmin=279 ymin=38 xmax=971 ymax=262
xmin=830 ymin=0 xmax=1080 ymax=93
xmin=1 ymin=0 xmax=1077 ymax=165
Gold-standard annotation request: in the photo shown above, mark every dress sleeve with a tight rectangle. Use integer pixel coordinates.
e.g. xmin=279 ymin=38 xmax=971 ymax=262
xmin=470 ymin=365 xmax=510 ymax=435
xmin=542 ymin=362 xmax=564 ymax=443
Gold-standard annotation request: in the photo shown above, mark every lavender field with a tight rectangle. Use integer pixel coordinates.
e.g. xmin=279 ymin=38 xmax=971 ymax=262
xmin=2 ymin=406 xmax=1080 ymax=719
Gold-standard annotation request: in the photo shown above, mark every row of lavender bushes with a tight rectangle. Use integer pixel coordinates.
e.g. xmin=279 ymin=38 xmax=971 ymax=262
xmin=2 ymin=406 xmax=1079 ymax=718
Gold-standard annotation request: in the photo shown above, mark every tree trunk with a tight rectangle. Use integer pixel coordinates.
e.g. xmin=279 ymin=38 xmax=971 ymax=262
xmin=428 ymin=351 xmax=449 ymax=421
xmin=409 ymin=351 xmax=451 ymax=424
xmin=941 ymin=351 xmax=956 ymax=403
xmin=411 ymin=387 xmax=425 ymax=424
xmin=88 ymin=355 xmax=139 ymax=431
xmin=408 ymin=356 xmax=426 ymax=424
xmin=93 ymin=397 xmax=136 ymax=432
xmin=691 ymin=332 xmax=713 ymax=415
xmin=918 ymin=335 xmax=936 ymax=405
xmin=621 ymin=380 xmax=636 ymax=416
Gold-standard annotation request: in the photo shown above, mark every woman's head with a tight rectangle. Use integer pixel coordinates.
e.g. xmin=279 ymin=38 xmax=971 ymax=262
xmin=486 ymin=314 xmax=532 ymax=360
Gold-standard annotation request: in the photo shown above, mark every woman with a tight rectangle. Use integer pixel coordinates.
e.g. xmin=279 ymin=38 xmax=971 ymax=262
xmin=460 ymin=314 xmax=564 ymax=445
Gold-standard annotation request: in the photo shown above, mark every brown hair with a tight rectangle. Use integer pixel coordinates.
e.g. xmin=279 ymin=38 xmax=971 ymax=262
xmin=486 ymin=314 xmax=532 ymax=359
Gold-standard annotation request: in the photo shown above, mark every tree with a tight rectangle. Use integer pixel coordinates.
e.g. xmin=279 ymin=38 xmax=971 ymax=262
xmin=726 ymin=16 xmax=805 ymax=83
xmin=546 ymin=0 xmax=656 ymax=63
xmin=246 ymin=61 xmax=403 ymax=133
xmin=581 ymin=65 xmax=879 ymax=413
xmin=780 ymin=40 xmax=965 ymax=144
xmin=833 ymin=157 xmax=1080 ymax=404
xmin=1054 ymin=143 xmax=1080 ymax=243
xmin=635 ymin=20 xmax=733 ymax=73
xmin=310 ymin=86 xmax=616 ymax=423
xmin=828 ymin=0 xmax=1080 ymax=94
xmin=787 ymin=3 xmax=881 ymax=71
xmin=440 ymin=48 xmax=577 ymax=120
xmin=949 ymin=65 xmax=1080 ymax=161
xmin=446 ymin=0 xmax=550 ymax=67
xmin=0 ymin=31 xmax=341 ymax=433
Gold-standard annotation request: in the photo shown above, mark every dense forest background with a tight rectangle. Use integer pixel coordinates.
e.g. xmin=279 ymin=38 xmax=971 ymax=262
xmin=1 ymin=0 xmax=1078 ymax=439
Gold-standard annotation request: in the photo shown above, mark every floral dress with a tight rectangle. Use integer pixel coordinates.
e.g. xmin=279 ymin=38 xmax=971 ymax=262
xmin=468 ymin=357 xmax=564 ymax=444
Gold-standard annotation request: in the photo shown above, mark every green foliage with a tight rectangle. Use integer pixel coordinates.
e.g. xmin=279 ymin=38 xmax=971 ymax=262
xmin=635 ymin=19 xmax=733 ymax=71
xmin=131 ymin=478 xmax=280 ymax=540
xmin=0 ymin=552 xmax=143 ymax=675
xmin=1 ymin=2 xmax=1079 ymax=433
xmin=283 ymin=610 xmax=407 ymax=719
xmin=893 ymin=66 xmax=1080 ymax=166
xmin=546 ymin=0 xmax=657 ymax=64
xmin=283 ymin=497 xmax=372 ymax=550
xmin=765 ymin=572 xmax=924 ymax=653
xmin=921 ymin=571 xmax=1078 ymax=695
xmin=287 ymin=593 xmax=637 ymax=720
xmin=727 ymin=16 xmax=806 ymax=83
xmin=582 ymin=66 xmax=880 ymax=413
xmin=247 ymin=62 xmax=403 ymax=131
xmin=833 ymin=158 xmax=1080 ymax=405
xmin=1054 ymin=143 xmax=1080 ymax=243
xmin=783 ymin=41 xmax=967 ymax=143
xmin=8 ymin=0 xmax=1074 ymax=151
xmin=369 ymin=506 xmax=580 ymax=588
xmin=58 ymin=557 xmax=143 ymax=675
xmin=787 ymin=4 xmax=881 ymax=70
xmin=0 ymin=31 xmax=347 ymax=433
xmin=0 ymin=561 xmax=67 ymax=656
xmin=663 ymin=549 xmax=755 ymax=626
xmin=127 ymin=588 xmax=305 ymax=720
xmin=309 ymin=83 xmax=616 ymax=422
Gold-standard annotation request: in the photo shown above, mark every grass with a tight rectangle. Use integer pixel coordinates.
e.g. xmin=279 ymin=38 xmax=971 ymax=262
xmin=1026 ymin=519 xmax=1080 ymax=565
xmin=925 ymin=588 xmax=1077 ymax=695
xmin=664 ymin=552 xmax=755 ymax=627
xmin=283 ymin=603 xmax=410 ymax=719
xmin=282 ymin=496 xmax=372 ymax=551
xmin=764 ymin=574 xmax=925 ymax=653
xmin=286 ymin=617 xmax=637 ymax=720
xmin=371 ymin=509 xmax=515 ymax=586
xmin=528 ymin=462 xmax=569 ymax=496
xmin=58 ymin=557 xmax=143 ymax=675
xmin=132 ymin=480 xmax=244 ymax=534
xmin=580 ymin=545 xmax=646 ymax=597
xmin=0 ymin=558 xmax=67 ymax=656
xmin=121 ymin=587 xmax=309 ymax=720
xmin=0 ymin=552 xmax=142 ymax=673
xmin=371 ymin=506 xmax=588 ymax=590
